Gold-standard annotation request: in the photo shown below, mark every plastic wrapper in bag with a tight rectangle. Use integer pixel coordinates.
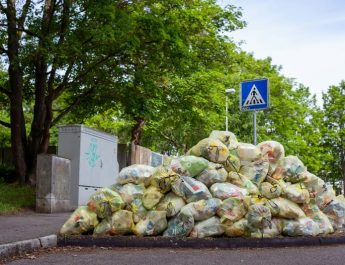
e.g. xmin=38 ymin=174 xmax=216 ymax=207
xmin=315 ymin=184 xmax=336 ymax=210
xmin=142 ymin=186 xmax=164 ymax=210
xmin=250 ymin=218 xmax=283 ymax=238
xmin=182 ymin=198 xmax=222 ymax=221
xmin=60 ymin=206 xmax=99 ymax=235
xmin=257 ymin=141 xmax=285 ymax=171
xmin=150 ymin=166 xmax=180 ymax=193
xmin=163 ymin=208 xmax=194 ymax=237
xmin=117 ymin=164 xmax=154 ymax=187
xmin=236 ymin=143 xmax=262 ymax=165
xmin=224 ymin=218 xmax=250 ymax=237
xmin=239 ymin=158 xmax=269 ymax=186
xmin=155 ymin=192 xmax=186 ymax=217
xmin=302 ymin=202 xmax=334 ymax=234
xmin=111 ymin=183 xmax=145 ymax=205
xmin=133 ymin=210 xmax=167 ymax=236
xmin=246 ymin=204 xmax=272 ymax=229
xmin=170 ymin=156 xmax=209 ymax=177
xmin=187 ymin=138 xmax=229 ymax=163
xmin=93 ymin=218 xmax=111 ymax=236
xmin=217 ymin=197 xmax=247 ymax=224
xmin=195 ymin=162 xmax=227 ymax=187
xmin=322 ymin=199 xmax=345 ymax=231
xmin=283 ymin=183 xmax=310 ymax=204
xmin=259 ymin=182 xmax=282 ymax=199
xmin=270 ymin=197 xmax=306 ymax=219
xmin=128 ymin=198 xmax=148 ymax=223
xmin=172 ymin=176 xmax=212 ymax=203
xmin=228 ymin=172 xmax=259 ymax=195
xmin=190 ymin=216 xmax=224 ymax=238
xmin=282 ymin=217 xmax=321 ymax=236
xmin=87 ymin=187 xmax=125 ymax=218
xmin=271 ymin=156 xmax=307 ymax=182
xmin=210 ymin=182 xmax=247 ymax=200
xmin=223 ymin=153 xmax=241 ymax=173
xmin=209 ymin=130 xmax=238 ymax=149
xmin=109 ymin=210 xmax=134 ymax=235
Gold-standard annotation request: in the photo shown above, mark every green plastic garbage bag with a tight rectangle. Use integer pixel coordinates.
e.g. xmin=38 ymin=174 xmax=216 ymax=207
xmin=246 ymin=204 xmax=272 ymax=229
xmin=142 ymin=186 xmax=164 ymax=210
xmin=302 ymin=202 xmax=334 ymax=234
xmin=195 ymin=162 xmax=228 ymax=187
xmin=182 ymin=198 xmax=222 ymax=221
xmin=172 ymin=176 xmax=212 ymax=203
xmin=109 ymin=210 xmax=134 ymax=235
xmin=228 ymin=172 xmax=259 ymax=195
xmin=270 ymin=197 xmax=306 ymax=219
xmin=283 ymin=183 xmax=310 ymax=204
xmin=271 ymin=156 xmax=307 ymax=183
xmin=133 ymin=211 xmax=167 ymax=236
xmin=128 ymin=198 xmax=148 ymax=223
xmin=155 ymin=192 xmax=186 ymax=217
xmin=87 ymin=187 xmax=125 ymax=218
xmin=210 ymin=182 xmax=247 ymax=200
xmin=239 ymin=158 xmax=270 ymax=186
xmin=259 ymin=182 xmax=282 ymax=199
xmin=209 ymin=130 xmax=239 ymax=149
xmin=187 ymin=138 xmax=229 ymax=163
xmin=217 ymin=197 xmax=247 ymax=224
xmin=170 ymin=156 xmax=209 ymax=177
xmin=224 ymin=218 xmax=251 ymax=237
xmin=93 ymin=218 xmax=111 ymax=236
xmin=60 ymin=206 xmax=99 ymax=235
xmin=110 ymin=183 xmax=145 ymax=205
xmin=236 ymin=143 xmax=262 ymax=165
xmin=282 ymin=217 xmax=321 ymax=236
xmin=322 ymin=198 xmax=345 ymax=231
xmin=117 ymin=164 xmax=154 ymax=187
xmin=190 ymin=216 xmax=224 ymax=238
xmin=223 ymin=153 xmax=241 ymax=173
xmin=257 ymin=141 xmax=285 ymax=171
xmin=150 ymin=166 xmax=180 ymax=193
xmin=163 ymin=208 xmax=194 ymax=237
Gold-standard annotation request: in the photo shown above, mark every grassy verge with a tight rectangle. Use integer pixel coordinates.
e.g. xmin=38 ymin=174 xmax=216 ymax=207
xmin=0 ymin=180 xmax=35 ymax=214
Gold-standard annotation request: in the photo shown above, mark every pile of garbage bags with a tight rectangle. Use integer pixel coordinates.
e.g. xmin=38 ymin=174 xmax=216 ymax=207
xmin=60 ymin=131 xmax=345 ymax=238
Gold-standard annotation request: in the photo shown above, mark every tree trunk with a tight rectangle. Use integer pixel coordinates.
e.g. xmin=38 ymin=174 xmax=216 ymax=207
xmin=131 ymin=117 xmax=145 ymax=145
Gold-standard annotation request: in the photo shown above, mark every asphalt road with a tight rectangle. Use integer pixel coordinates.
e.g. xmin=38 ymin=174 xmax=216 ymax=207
xmin=4 ymin=245 xmax=345 ymax=265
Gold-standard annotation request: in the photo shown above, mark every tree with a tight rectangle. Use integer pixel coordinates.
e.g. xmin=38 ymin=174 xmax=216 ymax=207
xmin=322 ymin=81 xmax=345 ymax=193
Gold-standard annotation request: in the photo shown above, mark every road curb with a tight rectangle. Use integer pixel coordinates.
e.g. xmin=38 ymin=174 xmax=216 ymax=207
xmin=57 ymin=235 xmax=345 ymax=249
xmin=0 ymin=235 xmax=57 ymax=260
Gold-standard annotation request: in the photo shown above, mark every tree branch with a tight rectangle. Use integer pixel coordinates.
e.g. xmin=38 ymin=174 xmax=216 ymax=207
xmin=18 ymin=0 xmax=31 ymax=31
xmin=0 ymin=120 xmax=11 ymax=128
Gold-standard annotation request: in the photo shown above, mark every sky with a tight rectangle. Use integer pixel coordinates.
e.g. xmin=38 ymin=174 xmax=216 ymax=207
xmin=218 ymin=0 xmax=345 ymax=104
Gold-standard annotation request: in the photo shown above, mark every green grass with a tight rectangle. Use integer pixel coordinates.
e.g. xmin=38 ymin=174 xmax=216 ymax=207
xmin=0 ymin=180 xmax=35 ymax=214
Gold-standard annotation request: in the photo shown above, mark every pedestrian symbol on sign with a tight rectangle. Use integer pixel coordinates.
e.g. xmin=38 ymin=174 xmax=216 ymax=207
xmin=243 ymin=85 xmax=265 ymax=107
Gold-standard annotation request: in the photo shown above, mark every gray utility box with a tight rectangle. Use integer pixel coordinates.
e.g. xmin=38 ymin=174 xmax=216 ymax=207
xmin=58 ymin=125 xmax=119 ymax=208
xmin=36 ymin=154 xmax=71 ymax=213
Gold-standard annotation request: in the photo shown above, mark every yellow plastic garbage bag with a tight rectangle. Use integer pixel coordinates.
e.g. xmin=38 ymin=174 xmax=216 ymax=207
xmin=283 ymin=183 xmax=310 ymax=204
xmin=302 ymin=202 xmax=334 ymax=234
xmin=172 ymin=176 xmax=212 ymax=203
xmin=236 ymin=143 xmax=262 ymax=165
xmin=250 ymin=218 xmax=284 ymax=238
xmin=109 ymin=210 xmax=134 ymax=235
xmin=224 ymin=218 xmax=251 ymax=237
xmin=196 ymin=162 xmax=228 ymax=187
xmin=93 ymin=218 xmax=111 ymax=236
xmin=182 ymin=198 xmax=222 ymax=221
xmin=133 ymin=211 xmax=167 ymax=236
xmin=246 ymin=204 xmax=272 ymax=229
xmin=190 ymin=217 xmax=224 ymax=238
xmin=163 ymin=208 xmax=194 ymax=237
xmin=300 ymin=172 xmax=325 ymax=195
xmin=170 ymin=156 xmax=209 ymax=177
xmin=87 ymin=187 xmax=125 ymax=218
xmin=257 ymin=141 xmax=285 ymax=171
xmin=210 ymin=182 xmax=247 ymax=200
xmin=209 ymin=130 xmax=239 ymax=149
xmin=250 ymin=196 xmax=280 ymax=216
xmin=239 ymin=158 xmax=269 ymax=187
xmin=315 ymin=184 xmax=336 ymax=210
xmin=259 ymin=182 xmax=282 ymax=199
xmin=271 ymin=156 xmax=307 ymax=183
xmin=117 ymin=164 xmax=154 ymax=187
xmin=142 ymin=186 xmax=164 ymax=210
xmin=223 ymin=153 xmax=241 ymax=173
xmin=322 ymin=198 xmax=345 ymax=231
xmin=128 ymin=198 xmax=148 ymax=223
xmin=228 ymin=172 xmax=259 ymax=195
xmin=270 ymin=197 xmax=306 ymax=219
xmin=60 ymin=206 xmax=99 ymax=235
xmin=217 ymin=197 xmax=247 ymax=224
xmin=282 ymin=217 xmax=321 ymax=236
xmin=150 ymin=166 xmax=180 ymax=193
xmin=111 ymin=183 xmax=145 ymax=205
xmin=187 ymin=138 xmax=229 ymax=163
xmin=155 ymin=192 xmax=186 ymax=217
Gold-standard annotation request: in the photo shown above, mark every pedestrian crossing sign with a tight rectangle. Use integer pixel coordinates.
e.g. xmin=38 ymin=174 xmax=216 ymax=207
xmin=240 ymin=78 xmax=269 ymax=111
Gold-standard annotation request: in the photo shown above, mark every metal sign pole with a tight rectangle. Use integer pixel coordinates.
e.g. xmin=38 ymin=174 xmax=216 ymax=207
xmin=253 ymin=110 xmax=257 ymax=145
xmin=225 ymin=94 xmax=228 ymax=132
